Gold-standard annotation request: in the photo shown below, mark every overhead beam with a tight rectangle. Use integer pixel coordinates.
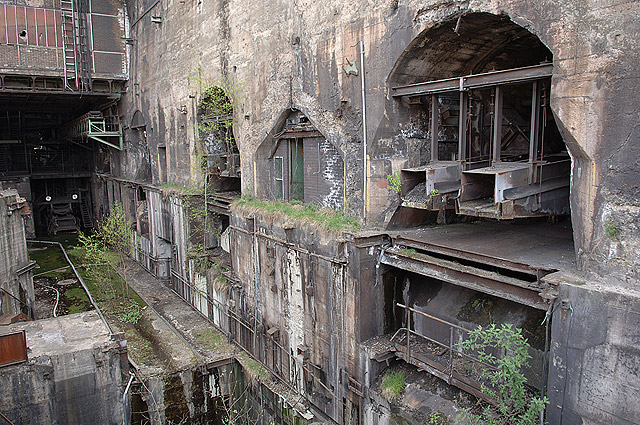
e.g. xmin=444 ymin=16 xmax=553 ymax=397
xmin=381 ymin=248 xmax=549 ymax=310
xmin=392 ymin=63 xmax=553 ymax=98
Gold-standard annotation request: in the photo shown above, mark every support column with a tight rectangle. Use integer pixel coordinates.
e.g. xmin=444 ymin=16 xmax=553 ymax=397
xmin=492 ymin=85 xmax=503 ymax=164
xmin=458 ymin=90 xmax=468 ymax=169
xmin=431 ymin=94 xmax=438 ymax=162
xmin=528 ymin=81 xmax=540 ymax=184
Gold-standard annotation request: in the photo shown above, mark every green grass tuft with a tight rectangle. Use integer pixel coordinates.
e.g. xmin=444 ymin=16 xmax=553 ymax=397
xmin=232 ymin=198 xmax=360 ymax=232
xmin=161 ymin=183 xmax=191 ymax=192
xmin=604 ymin=219 xmax=621 ymax=241
xmin=381 ymin=370 xmax=405 ymax=398
xmin=238 ymin=352 xmax=270 ymax=380
xmin=399 ymin=248 xmax=418 ymax=257
xmin=194 ymin=329 xmax=225 ymax=350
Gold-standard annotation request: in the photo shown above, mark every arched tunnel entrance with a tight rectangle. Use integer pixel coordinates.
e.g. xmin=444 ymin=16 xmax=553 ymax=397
xmin=389 ymin=12 xmax=570 ymax=222
xmin=373 ymin=12 xmax=576 ymax=407
xmin=254 ymin=109 xmax=345 ymax=210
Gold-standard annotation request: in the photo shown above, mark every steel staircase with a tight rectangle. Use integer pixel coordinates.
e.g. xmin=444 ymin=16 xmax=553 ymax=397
xmin=80 ymin=193 xmax=93 ymax=228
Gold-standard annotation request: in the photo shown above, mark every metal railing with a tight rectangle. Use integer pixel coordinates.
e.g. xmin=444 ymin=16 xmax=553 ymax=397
xmin=391 ymin=303 xmax=496 ymax=402
xmin=169 ymin=260 xmax=339 ymax=400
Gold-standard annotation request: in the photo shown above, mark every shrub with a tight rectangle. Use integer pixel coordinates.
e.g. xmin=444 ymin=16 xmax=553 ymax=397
xmin=387 ymin=170 xmax=402 ymax=193
xmin=457 ymin=324 xmax=548 ymax=425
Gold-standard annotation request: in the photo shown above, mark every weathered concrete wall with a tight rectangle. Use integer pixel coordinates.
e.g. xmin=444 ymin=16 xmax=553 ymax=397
xmin=0 ymin=189 xmax=34 ymax=317
xmin=118 ymin=0 xmax=640 ymax=282
xmin=0 ymin=311 xmax=125 ymax=425
xmin=108 ymin=0 xmax=640 ymax=423
xmin=547 ymin=282 xmax=640 ymax=425
xmin=228 ymin=205 xmax=363 ymax=423
xmin=132 ymin=360 xmax=314 ymax=425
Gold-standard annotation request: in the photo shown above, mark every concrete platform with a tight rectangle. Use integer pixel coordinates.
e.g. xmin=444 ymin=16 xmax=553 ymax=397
xmin=389 ymin=220 xmax=576 ymax=271
xmin=5 ymin=311 xmax=111 ymax=357
xmin=121 ymin=259 xmax=235 ymax=369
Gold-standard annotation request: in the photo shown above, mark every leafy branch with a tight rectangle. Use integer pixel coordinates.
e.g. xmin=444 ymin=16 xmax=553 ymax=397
xmin=457 ymin=324 xmax=548 ymax=425
xmin=79 ymin=201 xmax=137 ymax=301
xmin=387 ymin=170 xmax=402 ymax=193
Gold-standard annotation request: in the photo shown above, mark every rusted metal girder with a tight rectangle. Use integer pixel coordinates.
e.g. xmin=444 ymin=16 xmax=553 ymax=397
xmin=393 ymin=236 xmax=553 ymax=278
xmin=353 ymin=233 xmax=390 ymax=248
xmin=391 ymin=63 xmax=553 ymax=98
xmin=395 ymin=348 xmax=492 ymax=403
xmin=381 ymin=248 xmax=549 ymax=310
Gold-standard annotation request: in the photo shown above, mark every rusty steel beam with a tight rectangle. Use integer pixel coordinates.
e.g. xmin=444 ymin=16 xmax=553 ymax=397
xmin=353 ymin=233 xmax=389 ymax=248
xmin=391 ymin=63 xmax=553 ymax=98
xmin=393 ymin=235 xmax=553 ymax=277
xmin=381 ymin=249 xmax=549 ymax=310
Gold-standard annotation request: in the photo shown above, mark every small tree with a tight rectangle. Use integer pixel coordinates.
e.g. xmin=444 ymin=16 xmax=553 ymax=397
xmin=99 ymin=201 xmax=136 ymax=298
xmin=78 ymin=231 xmax=114 ymax=298
xmin=458 ymin=324 xmax=548 ymax=425
xmin=80 ymin=201 xmax=136 ymax=299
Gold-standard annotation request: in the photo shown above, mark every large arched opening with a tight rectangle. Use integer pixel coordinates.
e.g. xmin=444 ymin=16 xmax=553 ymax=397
xmin=377 ymin=12 xmax=575 ymax=406
xmin=389 ymin=12 xmax=569 ymax=221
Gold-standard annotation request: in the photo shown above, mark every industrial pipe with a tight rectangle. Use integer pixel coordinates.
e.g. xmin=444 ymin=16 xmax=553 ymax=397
xmin=360 ymin=40 xmax=368 ymax=222
xmin=122 ymin=372 xmax=135 ymax=425
xmin=27 ymin=240 xmax=112 ymax=333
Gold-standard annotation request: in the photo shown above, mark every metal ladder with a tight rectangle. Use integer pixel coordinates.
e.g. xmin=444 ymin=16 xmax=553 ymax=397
xmin=75 ymin=0 xmax=91 ymax=92
xmin=60 ymin=0 xmax=78 ymax=90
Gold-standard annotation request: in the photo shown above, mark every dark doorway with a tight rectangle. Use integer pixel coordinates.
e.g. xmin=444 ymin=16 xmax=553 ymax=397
xmin=289 ymin=138 xmax=304 ymax=201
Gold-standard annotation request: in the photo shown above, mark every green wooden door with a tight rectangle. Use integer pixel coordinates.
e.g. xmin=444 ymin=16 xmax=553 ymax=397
xmin=289 ymin=139 xmax=304 ymax=201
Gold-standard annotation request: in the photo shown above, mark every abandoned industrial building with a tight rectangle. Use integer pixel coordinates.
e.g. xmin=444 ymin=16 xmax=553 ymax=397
xmin=1 ymin=0 xmax=639 ymax=424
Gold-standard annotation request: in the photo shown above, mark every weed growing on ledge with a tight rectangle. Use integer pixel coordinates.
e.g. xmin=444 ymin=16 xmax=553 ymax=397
xmin=238 ymin=352 xmax=270 ymax=381
xmin=232 ymin=198 xmax=360 ymax=232
xmin=457 ymin=323 xmax=548 ymax=425
xmin=399 ymin=248 xmax=418 ymax=257
xmin=604 ymin=219 xmax=621 ymax=241
xmin=381 ymin=370 xmax=405 ymax=399
xmin=161 ymin=183 xmax=190 ymax=192
xmin=427 ymin=412 xmax=448 ymax=425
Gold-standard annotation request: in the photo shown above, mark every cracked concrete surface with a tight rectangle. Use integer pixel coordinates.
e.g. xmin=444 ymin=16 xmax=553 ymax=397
xmin=121 ymin=259 xmax=236 ymax=371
